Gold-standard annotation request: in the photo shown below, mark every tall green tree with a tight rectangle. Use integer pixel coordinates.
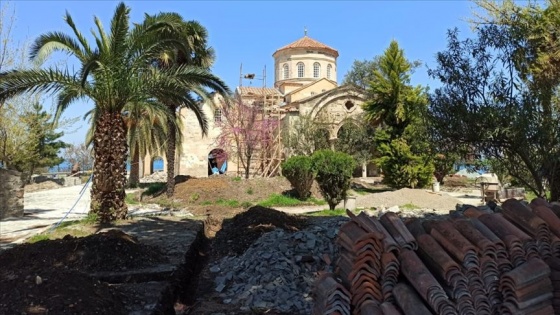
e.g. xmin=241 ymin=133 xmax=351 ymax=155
xmin=0 ymin=3 xmax=229 ymax=222
xmin=429 ymin=1 xmax=560 ymax=200
xmin=143 ymin=13 xmax=228 ymax=197
xmin=11 ymin=102 xmax=67 ymax=182
xmin=363 ymin=41 xmax=434 ymax=189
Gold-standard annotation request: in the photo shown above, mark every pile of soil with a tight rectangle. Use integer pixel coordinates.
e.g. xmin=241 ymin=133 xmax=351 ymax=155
xmin=173 ymin=176 xmax=306 ymax=206
xmin=24 ymin=180 xmax=63 ymax=193
xmin=211 ymin=206 xmax=308 ymax=257
xmin=0 ymin=269 xmax=126 ymax=314
xmin=0 ymin=229 xmax=168 ymax=273
xmin=0 ymin=229 xmax=169 ymax=314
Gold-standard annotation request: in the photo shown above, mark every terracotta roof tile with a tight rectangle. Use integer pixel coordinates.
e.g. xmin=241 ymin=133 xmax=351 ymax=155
xmin=236 ymin=86 xmax=283 ymax=97
xmin=313 ymin=201 xmax=560 ymax=315
xmin=379 ymin=212 xmax=417 ymax=250
xmin=274 ymin=35 xmax=339 ymax=57
xmin=393 ymin=283 xmax=433 ymax=315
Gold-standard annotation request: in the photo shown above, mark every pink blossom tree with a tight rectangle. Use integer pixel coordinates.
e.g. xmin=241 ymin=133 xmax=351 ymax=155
xmin=215 ymin=96 xmax=279 ymax=179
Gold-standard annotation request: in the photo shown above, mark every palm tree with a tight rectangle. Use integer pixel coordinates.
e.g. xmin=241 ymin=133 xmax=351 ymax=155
xmin=126 ymin=101 xmax=182 ymax=187
xmin=144 ymin=13 xmax=227 ymax=197
xmin=0 ymin=3 xmax=229 ymax=222
xmin=85 ymin=101 xmax=177 ymax=187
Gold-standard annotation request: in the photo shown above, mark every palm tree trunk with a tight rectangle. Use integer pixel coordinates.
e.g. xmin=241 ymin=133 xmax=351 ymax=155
xmin=91 ymin=111 xmax=128 ymax=222
xmin=129 ymin=149 xmax=140 ymax=187
xmin=166 ymin=109 xmax=176 ymax=197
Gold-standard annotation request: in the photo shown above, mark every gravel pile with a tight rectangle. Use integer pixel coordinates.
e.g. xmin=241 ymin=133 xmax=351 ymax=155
xmin=140 ymin=171 xmax=166 ymax=183
xmin=356 ymin=188 xmax=461 ymax=213
xmin=209 ymin=217 xmax=348 ymax=313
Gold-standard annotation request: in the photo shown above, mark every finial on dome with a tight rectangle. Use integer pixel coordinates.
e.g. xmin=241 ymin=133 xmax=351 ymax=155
xmin=304 ymin=27 xmax=307 ymax=36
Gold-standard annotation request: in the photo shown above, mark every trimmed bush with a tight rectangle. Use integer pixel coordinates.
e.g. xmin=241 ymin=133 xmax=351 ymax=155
xmin=312 ymin=150 xmax=356 ymax=210
xmin=282 ymin=155 xmax=316 ymax=199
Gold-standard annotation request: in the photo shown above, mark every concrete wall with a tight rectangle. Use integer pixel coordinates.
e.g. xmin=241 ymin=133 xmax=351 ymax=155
xmin=178 ymin=95 xmax=238 ymax=177
xmin=0 ymin=169 xmax=24 ymax=219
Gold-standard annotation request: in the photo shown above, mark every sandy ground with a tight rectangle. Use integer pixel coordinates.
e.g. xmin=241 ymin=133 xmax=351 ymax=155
xmin=1 ymin=184 xmax=91 ymax=249
xmin=1 ymin=182 xmax=481 ymax=250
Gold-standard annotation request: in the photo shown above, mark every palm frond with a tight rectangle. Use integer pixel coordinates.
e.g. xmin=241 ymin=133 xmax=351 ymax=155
xmin=63 ymin=11 xmax=92 ymax=56
xmin=0 ymin=68 xmax=82 ymax=103
xmin=30 ymin=32 xmax=88 ymax=64
xmin=110 ymin=3 xmax=131 ymax=59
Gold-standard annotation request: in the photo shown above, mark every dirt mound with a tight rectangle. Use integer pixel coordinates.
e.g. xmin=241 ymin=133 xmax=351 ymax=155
xmin=356 ymin=187 xmax=462 ymax=213
xmin=0 ymin=229 xmax=170 ymax=314
xmin=212 ymin=206 xmax=308 ymax=257
xmin=0 ymin=229 xmax=168 ymax=273
xmin=24 ymin=180 xmax=63 ymax=193
xmin=0 ymin=269 xmax=126 ymax=315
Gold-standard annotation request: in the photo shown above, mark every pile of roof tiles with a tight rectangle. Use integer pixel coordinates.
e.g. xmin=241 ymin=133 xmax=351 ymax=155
xmin=312 ymin=198 xmax=560 ymax=315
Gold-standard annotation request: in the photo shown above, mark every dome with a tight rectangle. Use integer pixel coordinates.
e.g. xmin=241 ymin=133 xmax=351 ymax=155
xmin=273 ymin=35 xmax=339 ymax=58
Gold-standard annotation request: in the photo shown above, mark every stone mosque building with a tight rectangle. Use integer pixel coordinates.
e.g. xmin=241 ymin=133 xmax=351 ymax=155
xmin=141 ymin=32 xmax=371 ymax=178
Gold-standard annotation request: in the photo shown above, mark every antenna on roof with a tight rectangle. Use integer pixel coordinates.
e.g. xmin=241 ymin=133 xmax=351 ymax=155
xmin=304 ymin=26 xmax=307 ymax=36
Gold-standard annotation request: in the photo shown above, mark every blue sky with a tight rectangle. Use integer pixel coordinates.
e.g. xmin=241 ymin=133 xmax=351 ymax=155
xmin=6 ymin=1 xmax=476 ymax=144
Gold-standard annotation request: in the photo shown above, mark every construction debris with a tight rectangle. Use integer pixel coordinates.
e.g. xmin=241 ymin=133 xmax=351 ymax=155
xmin=313 ymin=198 xmax=560 ymax=315
xmin=209 ymin=217 xmax=347 ymax=313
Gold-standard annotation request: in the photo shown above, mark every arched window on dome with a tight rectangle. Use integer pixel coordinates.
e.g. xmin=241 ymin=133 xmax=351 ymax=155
xmin=283 ymin=64 xmax=289 ymax=79
xmin=313 ymin=62 xmax=321 ymax=78
xmin=327 ymin=64 xmax=332 ymax=80
xmin=297 ymin=62 xmax=305 ymax=78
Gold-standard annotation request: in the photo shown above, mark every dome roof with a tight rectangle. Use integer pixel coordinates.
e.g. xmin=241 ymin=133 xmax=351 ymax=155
xmin=274 ymin=35 xmax=339 ymax=57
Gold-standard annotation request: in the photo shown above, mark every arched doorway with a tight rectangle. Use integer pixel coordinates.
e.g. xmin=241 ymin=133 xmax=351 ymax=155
xmin=151 ymin=156 xmax=164 ymax=174
xmin=208 ymin=149 xmax=228 ymax=176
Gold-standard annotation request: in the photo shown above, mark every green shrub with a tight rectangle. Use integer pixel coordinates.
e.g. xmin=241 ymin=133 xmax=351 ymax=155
xmin=282 ymin=155 xmax=316 ymax=199
xmin=376 ymin=138 xmax=434 ymax=189
xmin=311 ymin=150 xmax=356 ymax=210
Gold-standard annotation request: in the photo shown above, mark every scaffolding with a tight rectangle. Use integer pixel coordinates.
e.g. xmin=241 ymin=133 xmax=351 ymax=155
xmin=237 ymin=64 xmax=285 ymax=178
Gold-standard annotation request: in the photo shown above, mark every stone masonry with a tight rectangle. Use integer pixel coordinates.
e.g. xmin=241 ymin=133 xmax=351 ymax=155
xmin=0 ymin=168 xmax=24 ymax=219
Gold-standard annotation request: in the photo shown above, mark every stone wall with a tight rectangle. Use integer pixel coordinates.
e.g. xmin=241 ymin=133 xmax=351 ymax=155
xmin=0 ymin=169 xmax=24 ymax=219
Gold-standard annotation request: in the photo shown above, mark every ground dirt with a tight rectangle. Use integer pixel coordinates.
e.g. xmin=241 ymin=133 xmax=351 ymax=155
xmin=0 ymin=230 xmax=167 ymax=314
xmin=24 ymin=180 xmax=64 ymax=193
xmin=0 ymin=217 xmax=201 ymax=315
xmin=3 ymin=175 xmax=473 ymax=314
xmin=139 ymin=176 xmax=323 ymax=216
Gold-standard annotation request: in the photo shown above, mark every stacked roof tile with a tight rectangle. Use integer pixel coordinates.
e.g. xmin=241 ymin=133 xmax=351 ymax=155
xmin=313 ymin=272 xmax=351 ymax=315
xmin=313 ymin=198 xmax=560 ymax=315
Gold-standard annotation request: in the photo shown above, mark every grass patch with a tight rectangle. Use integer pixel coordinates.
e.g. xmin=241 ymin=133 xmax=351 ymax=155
xmin=155 ymin=198 xmax=181 ymax=209
xmin=232 ymin=176 xmax=242 ymax=182
xmin=125 ymin=193 xmax=139 ymax=205
xmin=400 ymin=203 xmax=420 ymax=210
xmin=27 ymin=234 xmax=50 ymax=243
xmin=257 ymin=194 xmax=326 ymax=208
xmin=215 ymin=198 xmax=240 ymax=207
xmin=306 ymin=208 xmax=361 ymax=217
xmin=352 ymin=187 xmax=393 ymax=195
xmin=241 ymin=201 xmax=253 ymax=208
xmin=142 ymin=182 xmax=166 ymax=197
xmin=525 ymin=191 xmax=537 ymax=202
xmin=200 ymin=200 xmax=212 ymax=206
xmin=524 ymin=190 xmax=550 ymax=202
xmin=27 ymin=213 xmax=100 ymax=243
xmin=189 ymin=193 xmax=200 ymax=202
xmin=54 ymin=213 xmax=99 ymax=229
